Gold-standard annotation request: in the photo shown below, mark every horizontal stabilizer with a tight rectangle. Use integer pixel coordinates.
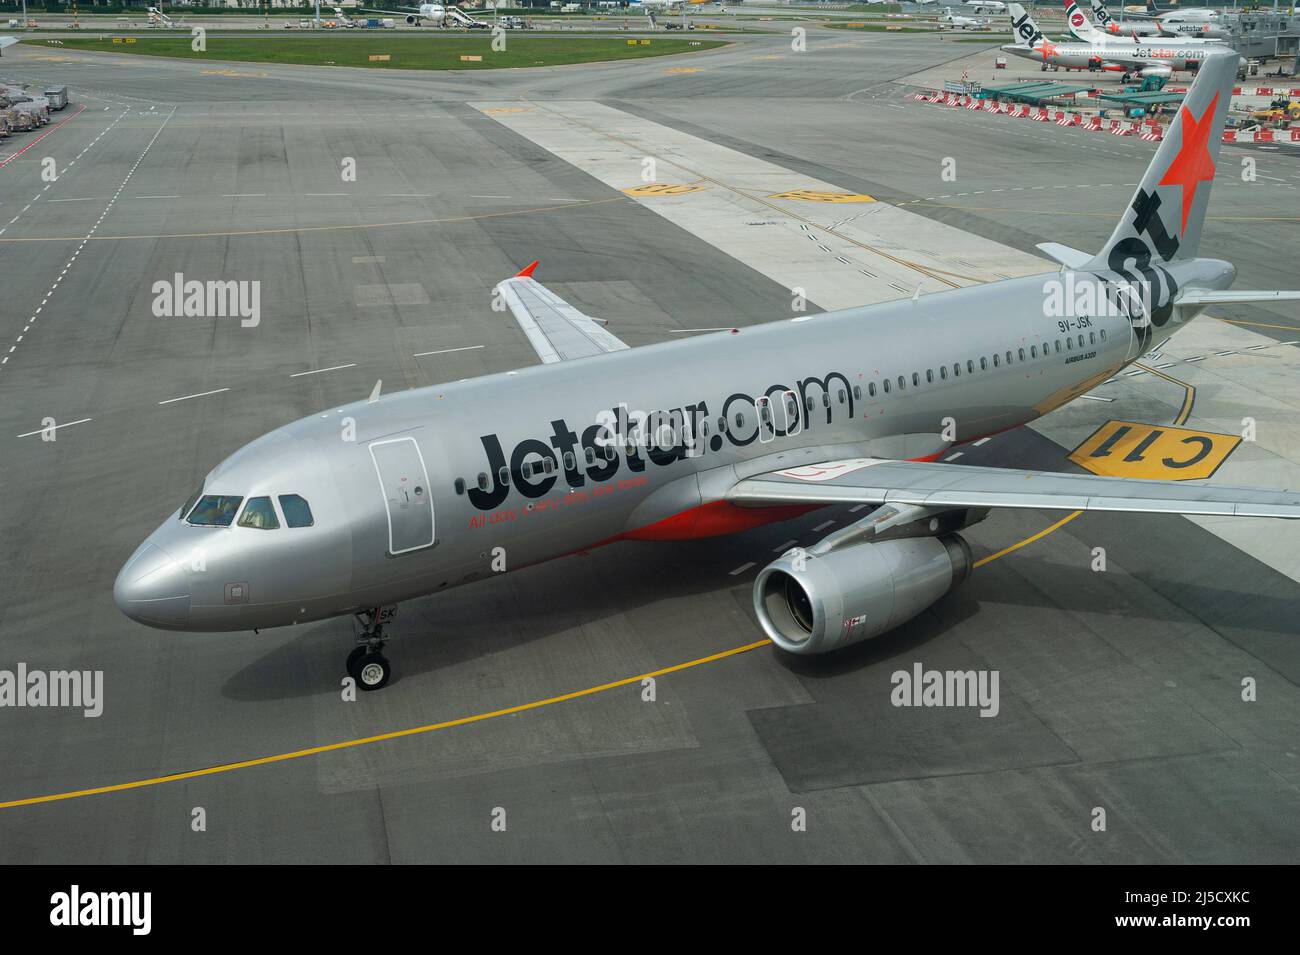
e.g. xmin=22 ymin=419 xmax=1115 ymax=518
xmin=1036 ymin=242 xmax=1093 ymax=269
xmin=1175 ymin=289 xmax=1300 ymax=307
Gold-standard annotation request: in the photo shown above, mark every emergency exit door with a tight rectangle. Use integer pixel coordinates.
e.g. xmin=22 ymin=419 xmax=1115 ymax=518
xmin=369 ymin=437 xmax=435 ymax=555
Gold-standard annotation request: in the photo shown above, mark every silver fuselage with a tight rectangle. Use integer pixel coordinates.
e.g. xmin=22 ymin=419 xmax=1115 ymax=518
xmin=115 ymin=260 xmax=1234 ymax=632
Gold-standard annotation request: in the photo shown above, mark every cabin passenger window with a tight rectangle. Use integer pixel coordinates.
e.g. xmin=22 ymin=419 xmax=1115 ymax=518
xmin=563 ymin=452 xmax=576 ymax=472
xmin=477 ymin=472 xmax=490 ymax=491
xmin=453 ymin=478 xmax=466 ymax=496
xmin=968 ymin=360 xmax=975 ymax=374
xmin=1066 ymin=338 xmax=1073 ymax=351
xmin=1078 ymin=334 xmax=1085 ymax=348
xmin=1031 ymin=345 xmax=1038 ymax=358
xmin=1005 ymin=351 xmax=1012 ymax=364
xmin=237 ymin=497 xmax=279 ymax=530
xmin=993 ymin=354 xmax=1000 ymax=368
xmin=1055 ymin=340 xmax=1061 ymax=353
xmin=499 ymin=466 xmax=510 ymax=486
xmin=717 ymin=416 xmax=727 ymax=433
xmin=278 ymin=494 xmax=314 ymax=528
xmin=939 ymin=367 xmax=948 ymax=381
xmin=868 ymin=382 xmax=877 ymax=397
xmin=521 ymin=463 xmax=533 ymax=479
xmin=543 ymin=457 xmax=555 ymax=474
xmin=926 ymin=369 xmax=934 ymax=384
xmin=911 ymin=373 xmax=919 ymax=388
xmin=852 ymin=386 xmax=861 ymax=401
xmin=883 ymin=378 xmax=891 ymax=394
xmin=953 ymin=364 xmax=960 ymax=378
xmin=1100 ymin=329 xmax=1107 ymax=341
xmin=897 ymin=376 xmax=906 ymax=391
xmin=1018 ymin=348 xmax=1026 ymax=362
xmin=187 ymin=495 xmax=243 ymax=527
xmin=806 ymin=396 xmax=815 ymax=413
xmin=979 ymin=357 xmax=987 ymax=371
xmin=838 ymin=389 xmax=847 ymax=404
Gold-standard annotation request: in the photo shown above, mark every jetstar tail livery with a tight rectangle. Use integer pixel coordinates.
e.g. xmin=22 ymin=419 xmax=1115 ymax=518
xmin=116 ymin=53 xmax=1300 ymax=690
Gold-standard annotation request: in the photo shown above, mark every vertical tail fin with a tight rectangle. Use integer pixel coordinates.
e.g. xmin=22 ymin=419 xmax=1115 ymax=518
xmin=1088 ymin=51 xmax=1235 ymax=269
xmin=1090 ymin=0 xmax=1117 ymax=32
xmin=1007 ymin=3 xmax=1049 ymax=50
xmin=1064 ymin=0 xmax=1101 ymax=41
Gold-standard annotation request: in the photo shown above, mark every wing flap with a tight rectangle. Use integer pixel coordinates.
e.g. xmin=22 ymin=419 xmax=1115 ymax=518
xmin=495 ymin=265 xmax=630 ymax=365
xmin=726 ymin=458 xmax=1300 ymax=519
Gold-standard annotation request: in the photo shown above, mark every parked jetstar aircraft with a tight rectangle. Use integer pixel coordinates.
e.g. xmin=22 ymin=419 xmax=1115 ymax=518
xmin=115 ymin=53 xmax=1300 ymax=691
xmin=1066 ymin=0 xmax=1222 ymax=47
xmin=965 ymin=0 xmax=1006 ymax=12
xmin=1094 ymin=0 xmax=1225 ymax=38
xmin=1005 ymin=3 xmax=1235 ymax=78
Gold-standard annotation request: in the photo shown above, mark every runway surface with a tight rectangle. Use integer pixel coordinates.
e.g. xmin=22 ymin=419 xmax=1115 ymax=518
xmin=1 ymin=28 xmax=1298 ymax=862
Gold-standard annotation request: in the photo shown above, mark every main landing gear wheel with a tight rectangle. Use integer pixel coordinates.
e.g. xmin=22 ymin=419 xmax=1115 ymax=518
xmin=355 ymin=652 xmax=391 ymax=691
xmin=348 ymin=606 xmax=397 ymax=691
xmin=346 ymin=646 xmax=367 ymax=681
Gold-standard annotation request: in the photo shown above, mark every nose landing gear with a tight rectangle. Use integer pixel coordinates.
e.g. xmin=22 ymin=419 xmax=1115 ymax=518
xmin=347 ymin=606 xmax=396 ymax=691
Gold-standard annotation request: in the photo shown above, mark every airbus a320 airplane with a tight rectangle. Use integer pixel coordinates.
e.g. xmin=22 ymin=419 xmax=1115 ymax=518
xmin=116 ymin=54 xmax=1300 ymax=690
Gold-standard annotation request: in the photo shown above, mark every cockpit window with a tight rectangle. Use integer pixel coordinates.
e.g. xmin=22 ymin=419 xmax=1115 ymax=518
xmin=237 ymin=497 xmax=280 ymax=530
xmin=278 ymin=494 xmax=314 ymax=528
xmin=179 ymin=487 xmax=203 ymax=522
xmin=186 ymin=495 xmax=244 ymax=527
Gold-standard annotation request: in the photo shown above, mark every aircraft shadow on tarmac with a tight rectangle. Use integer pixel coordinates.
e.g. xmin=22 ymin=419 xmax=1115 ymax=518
xmin=217 ymin=497 xmax=1298 ymax=702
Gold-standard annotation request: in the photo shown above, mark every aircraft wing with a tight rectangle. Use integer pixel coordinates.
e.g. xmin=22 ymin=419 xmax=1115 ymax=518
xmin=726 ymin=458 xmax=1300 ymax=519
xmin=495 ymin=261 xmax=631 ymax=364
xmin=0 ymin=36 xmax=20 ymax=51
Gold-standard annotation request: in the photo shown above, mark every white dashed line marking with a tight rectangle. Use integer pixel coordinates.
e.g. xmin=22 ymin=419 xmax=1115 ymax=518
xmin=158 ymin=388 xmax=231 ymax=405
xmin=289 ymin=363 xmax=357 ymax=378
xmin=17 ymin=418 xmax=92 ymax=438
xmin=413 ymin=345 xmax=485 ymax=357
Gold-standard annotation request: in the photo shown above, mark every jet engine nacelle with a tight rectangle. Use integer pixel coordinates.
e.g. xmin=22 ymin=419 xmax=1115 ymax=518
xmin=406 ymin=13 xmax=419 ymax=23
xmin=1140 ymin=65 xmax=1173 ymax=78
xmin=753 ymin=535 xmax=972 ymax=655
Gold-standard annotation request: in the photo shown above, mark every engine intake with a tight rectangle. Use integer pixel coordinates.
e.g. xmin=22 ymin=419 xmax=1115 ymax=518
xmin=754 ymin=535 xmax=971 ymax=654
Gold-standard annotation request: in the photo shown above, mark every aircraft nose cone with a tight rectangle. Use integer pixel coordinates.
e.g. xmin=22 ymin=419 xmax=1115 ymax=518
xmin=114 ymin=542 xmax=191 ymax=629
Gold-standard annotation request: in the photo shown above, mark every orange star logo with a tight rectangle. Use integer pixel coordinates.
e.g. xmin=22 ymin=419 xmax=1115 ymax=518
xmin=1038 ymin=39 xmax=1059 ymax=62
xmin=1159 ymin=92 xmax=1219 ymax=234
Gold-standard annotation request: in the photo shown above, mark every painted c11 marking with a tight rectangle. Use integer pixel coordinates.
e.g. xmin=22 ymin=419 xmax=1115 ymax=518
xmin=1068 ymin=419 xmax=1241 ymax=480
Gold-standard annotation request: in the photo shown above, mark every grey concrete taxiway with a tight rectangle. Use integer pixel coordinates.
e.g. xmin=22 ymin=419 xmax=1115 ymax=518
xmin=1 ymin=28 xmax=1297 ymax=863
